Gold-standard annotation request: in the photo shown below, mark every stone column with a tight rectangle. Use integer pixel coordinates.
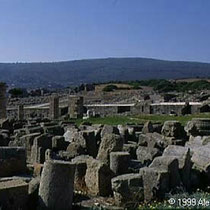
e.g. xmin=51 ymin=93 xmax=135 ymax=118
xmin=38 ymin=160 xmax=75 ymax=210
xmin=0 ymin=83 xmax=7 ymax=119
xmin=68 ymin=95 xmax=84 ymax=119
xmin=18 ymin=104 xmax=24 ymax=120
xmin=49 ymin=95 xmax=59 ymax=119
xmin=110 ymin=152 xmax=130 ymax=176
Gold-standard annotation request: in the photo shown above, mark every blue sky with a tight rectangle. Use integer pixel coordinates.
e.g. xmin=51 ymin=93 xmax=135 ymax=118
xmin=0 ymin=0 xmax=210 ymax=62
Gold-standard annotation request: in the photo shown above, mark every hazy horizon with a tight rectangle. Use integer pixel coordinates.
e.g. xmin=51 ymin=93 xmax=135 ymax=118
xmin=1 ymin=56 xmax=210 ymax=64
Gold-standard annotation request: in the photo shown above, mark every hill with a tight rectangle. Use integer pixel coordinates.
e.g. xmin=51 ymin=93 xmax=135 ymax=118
xmin=1 ymin=57 xmax=210 ymax=88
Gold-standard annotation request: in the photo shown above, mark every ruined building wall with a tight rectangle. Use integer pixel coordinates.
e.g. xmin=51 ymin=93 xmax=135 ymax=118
xmin=131 ymin=102 xmax=151 ymax=115
xmin=86 ymin=106 xmax=118 ymax=117
xmin=150 ymin=104 xmax=185 ymax=115
xmin=0 ymin=83 xmax=7 ymax=119
xmin=68 ymin=96 xmax=84 ymax=119
xmin=18 ymin=104 xmax=24 ymax=120
xmin=150 ymin=104 xmax=192 ymax=115
xmin=49 ymin=95 xmax=59 ymax=119
xmin=7 ymin=108 xmax=49 ymax=119
xmin=191 ymin=104 xmax=203 ymax=114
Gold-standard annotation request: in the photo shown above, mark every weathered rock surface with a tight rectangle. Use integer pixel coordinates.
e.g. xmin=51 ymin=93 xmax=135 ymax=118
xmin=140 ymin=167 xmax=169 ymax=202
xmin=66 ymin=142 xmax=86 ymax=159
xmin=136 ymin=146 xmax=161 ymax=166
xmin=112 ymin=174 xmax=143 ymax=207
xmin=72 ymin=155 xmax=93 ymax=192
xmin=85 ymin=158 xmax=113 ymax=196
xmin=110 ymin=152 xmax=130 ymax=176
xmin=138 ymin=132 xmax=166 ymax=149
xmin=185 ymin=118 xmax=210 ymax=136
xmin=0 ymin=179 xmax=28 ymax=210
xmin=161 ymin=121 xmax=185 ymax=139
xmin=97 ymin=133 xmax=123 ymax=164
xmin=38 ymin=160 xmax=75 ymax=210
xmin=149 ymin=156 xmax=181 ymax=189
xmin=100 ymin=125 xmax=120 ymax=138
xmin=0 ymin=147 xmax=26 ymax=177
xmin=142 ymin=121 xmax=153 ymax=134
xmin=163 ymin=145 xmax=191 ymax=189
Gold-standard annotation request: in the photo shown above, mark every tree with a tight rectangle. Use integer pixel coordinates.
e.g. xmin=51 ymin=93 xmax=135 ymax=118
xmin=9 ymin=88 xmax=24 ymax=98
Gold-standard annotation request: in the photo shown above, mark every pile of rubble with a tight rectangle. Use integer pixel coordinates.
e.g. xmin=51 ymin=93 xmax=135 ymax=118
xmin=1 ymin=117 xmax=210 ymax=209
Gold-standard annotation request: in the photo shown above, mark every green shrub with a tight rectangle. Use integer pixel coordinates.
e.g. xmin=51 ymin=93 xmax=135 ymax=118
xmin=102 ymin=85 xmax=118 ymax=92
xmin=8 ymin=88 xmax=24 ymax=97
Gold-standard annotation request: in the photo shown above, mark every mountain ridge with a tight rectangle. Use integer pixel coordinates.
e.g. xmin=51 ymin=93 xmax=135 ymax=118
xmin=0 ymin=57 xmax=210 ymax=88
xmin=1 ymin=57 xmax=210 ymax=64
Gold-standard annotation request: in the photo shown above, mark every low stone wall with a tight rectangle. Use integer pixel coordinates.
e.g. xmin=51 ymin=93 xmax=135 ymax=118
xmin=5 ymin=101 xmax=207 ymax=119
xmin=151 ymin=104 xmax=187 ymax=115
xmin=7 ymin=106 xmax=68 ymax=120
xmin=86 ymin=106 xmax=119 ymax=117
xmin=7 ymin=108 xmax=49 ymax=119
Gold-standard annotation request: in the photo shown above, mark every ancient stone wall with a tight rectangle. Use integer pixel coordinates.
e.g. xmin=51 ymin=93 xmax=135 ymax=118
xmin=86 ymin=106 xmax=118 ymax=117
xmin=18 ymin=104 xmax=24 ymax=120
xmin=0 ymin=83 xmax=7 ymax=119
xmin=49 ymin=95 xmax=59 ymax=119
xmin=68 ymin=95 xmax=84 ymax=119
xmin=150 ymin=104 xmax=185 ymax=115
xmin=191 ymin=104 xmax=203 ymax=114
xmin=131 ymin=101 xmax=151 ymax=115
xmin=5 ymin=98 xmax=208 ymax=120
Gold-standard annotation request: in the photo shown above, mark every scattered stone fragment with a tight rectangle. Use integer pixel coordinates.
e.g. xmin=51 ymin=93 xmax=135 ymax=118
xmin=138 ymin=132 xmax=166 ymax=149
xmin=163 ymin=145 xmax=191 ymax=190
xmin=0 ymin=147 xmax=26 ymax=177
xmin=100 ymin=125 xmax=120 ymax=138
xmin=66 ymin=142 xmax=86 ymax=159
xmin=136 ymin=146 xmax=161 ymax=166
xmin=0 ymin=179 xmax=28 ymax=210
xmin=38 ymin=160 xmax=75 ymax=210
xmin=97 ymin=133 xmax=123 ymax=165
xmin=123 ymin=142 xmax=138 ymax=159
xmin=161 ymin=121 xmax=185 ymax=139
xmin=110 ymin=152 xmax=130 ymax=176
xmin=149 ymin=156 xmax=181 ymax=189
xmin=142 ymin=121 xmax=153 ymax=134
xmin=72 ymin=155 xmax=93 ymax=192
xmin=111 ymin=173 xmax=143 ymax=207
xmin=85 ymin=158 xmax=113 ymax=196
xmin=185 ymin=118 xmax=210 ymax=136
xmin=140 ymin=167 xmax=169 ymax=202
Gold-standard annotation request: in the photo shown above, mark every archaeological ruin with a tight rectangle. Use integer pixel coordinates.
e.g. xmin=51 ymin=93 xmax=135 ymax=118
xmin=0 ymin=83 xmax=7 ymax=119
xmin=49 ymin=95 xmax=59 ymax=120
xmin=5 ymin=97 xmax=210 ymax=120
xmin=1 ymin=82 xmax=210 ymax=209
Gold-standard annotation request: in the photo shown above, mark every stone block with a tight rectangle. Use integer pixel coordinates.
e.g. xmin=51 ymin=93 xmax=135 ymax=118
xmin=0 ymin=147 xmax=26 ymax=177
xmin=149 ymin=156 xmax=181 ymax=189
xmin=110 ymin=152 xmax=130 ymax=176
xmin=85 ymin=159 xmax=113 ymax=196
xmin=38 ymin=160 xmax=75 ymax=210
xmin=72 ymin=155 xmax=93 ymax=192
xmin=136 ymin=146 xmax=161 ymax=166
xmin=140 ymin=167 xmax=169 ymax=202
xmin=97 ymin=134 xmax=123 ymax=165
xmin=111 ymin=174 xmax=143 ymax=207
xmin=163 ymin=145 xmax=191 ymax=190
xmin=0 ymin=179 xmax=28 ymax=210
